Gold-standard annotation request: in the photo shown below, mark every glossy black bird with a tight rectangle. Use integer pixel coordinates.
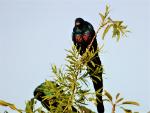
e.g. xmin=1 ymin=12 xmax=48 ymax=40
xmin=34 ymin=82 xmax=77 ymax=112
xmin=34 ymin=82 xmax=93 ymax=112
xmin=72 ymin=18 xmax=104 ymax=113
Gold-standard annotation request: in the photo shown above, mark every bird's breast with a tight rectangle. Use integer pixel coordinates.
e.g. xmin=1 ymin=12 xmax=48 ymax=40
xmin=75 ymin=34 xmax=83 ymax=43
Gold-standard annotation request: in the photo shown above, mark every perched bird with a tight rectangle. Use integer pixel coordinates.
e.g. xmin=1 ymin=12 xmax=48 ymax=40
xmin=72 ymin=18 xmax=97 ymax=55
xmin=34 ymin=82 xmax=58 ymax=111
xmin=34 ymin=82 xmax=77 ymax=112
xmin=34 ymin=82 xmax=94 ymax=113
xmin=72 ymin=18 xmax=104 ymax=113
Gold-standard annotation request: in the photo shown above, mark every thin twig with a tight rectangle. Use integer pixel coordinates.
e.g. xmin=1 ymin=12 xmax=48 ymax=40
xmin=112 ymin=104 xmax=116 ymax=113
xmin=87 ymin=25 xmax=102 ymax=50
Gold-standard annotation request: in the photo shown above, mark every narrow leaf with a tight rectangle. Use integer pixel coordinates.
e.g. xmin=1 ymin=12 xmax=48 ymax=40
xmin=122 ymin=101 xmax=140 ymax=106
xmin=120 ymin=107 xmax=132 ymax=113
xmin=116 ymin=98 xmax=124 ymax=104
xmin=116 ymin=93 xmax=120 ymax=100
xmin=104 ymin=90 xmax=113 ymax=102
xmin=103 ymin=99 xmax=111 ymax=102
xmin=117 ymin=30 xmax=120 ymax=41
xmin=102 ymin=25 xmax=112 ymax=40
xmin=0 ymin=100 xmax=22 ymax=113
xmin=99 ymin=13 xmax=105 ymax=21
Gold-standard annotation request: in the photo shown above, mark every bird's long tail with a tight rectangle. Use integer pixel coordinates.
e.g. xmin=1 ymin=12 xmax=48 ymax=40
xmin=87 ymin=54 xmax=104 ymax=113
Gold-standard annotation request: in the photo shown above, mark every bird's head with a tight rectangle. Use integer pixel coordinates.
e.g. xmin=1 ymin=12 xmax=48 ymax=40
xmin=75 ymin=18 xmax=84 ymax=29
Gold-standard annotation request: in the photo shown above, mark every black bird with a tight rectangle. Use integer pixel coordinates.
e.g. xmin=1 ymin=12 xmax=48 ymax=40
xmin=34 ymin=82 xmax=77 ymax=112
xmin=34 ymin=82 xmax=93 ymax=113
xmin=72 ymin=18 xmax=104 ymax=113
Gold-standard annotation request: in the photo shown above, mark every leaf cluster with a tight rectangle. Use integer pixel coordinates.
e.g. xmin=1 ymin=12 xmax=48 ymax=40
xmin=103 ymin=90 xmax=140 ymax=113
xmin=99 ymin=5 xmax=129 ymax=41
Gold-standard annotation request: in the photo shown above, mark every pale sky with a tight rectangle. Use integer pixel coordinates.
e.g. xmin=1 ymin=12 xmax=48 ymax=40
xmin=0 ymin=0 xmax=149 ymax=113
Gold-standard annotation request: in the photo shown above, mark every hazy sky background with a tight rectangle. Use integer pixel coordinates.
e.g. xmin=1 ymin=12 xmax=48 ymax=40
xmin=0 ymin=0 xmax=149 ymax=113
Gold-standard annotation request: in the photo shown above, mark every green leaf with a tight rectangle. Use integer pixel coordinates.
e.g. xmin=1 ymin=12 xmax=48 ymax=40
xmin=79 ymin=105 xmax=96 ymax=113
xmin=122 ymin=101 xmax=140 ymax=106
xmin=0 ymin=100 xmax=22 ymax=113
xmin=116 ymin=98 xmax=124 ymax=104
xmin=112 ymin=25 xmax=117 ymax=37
xmin=105 ymin=4 xmax=110 ymax=17
xmin=66 ymin=55 xmax=76 ymax=62
xmin=25 ymin=99 xmax=35 ymax=113
xmin=104 ymin=90 xmax=113 ymax=102
xmin=88 ymin=97 xmax=96 ymax=102
xmin=115 ymin=21 xmax=123 ymax=26
xmin=99 ymin=13 xmax=105 ymax=21
xmin=116 ymin=93 xmax=120 ymax=100
xmin=106 ymin=5 xmax=109 ymax=13
xmin=103 ymin=99 xmax=110 ymax=102
xmin=79 ymin=76 xmax=88 ymax=86
xmin=120 ymin=107 xmax=132 ymax=113
xmin=117 ymin=30 xmax=121 ymax=41
xmin=66 ymin=64 xmax=74 ymax=71
xmin=52 ymin=64 xmax=57 ymax=74
xmin=34 ymin=107 xmax=45 ymax=113
xmin=102 ymin=25 xmax=112 ymax=40
xmin=90 ymin=61 xmax=96 ymax=67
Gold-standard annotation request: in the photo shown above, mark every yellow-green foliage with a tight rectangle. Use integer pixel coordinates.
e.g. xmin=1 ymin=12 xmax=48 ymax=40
xmin=103 ymin=90 xmax=140 ymax=113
